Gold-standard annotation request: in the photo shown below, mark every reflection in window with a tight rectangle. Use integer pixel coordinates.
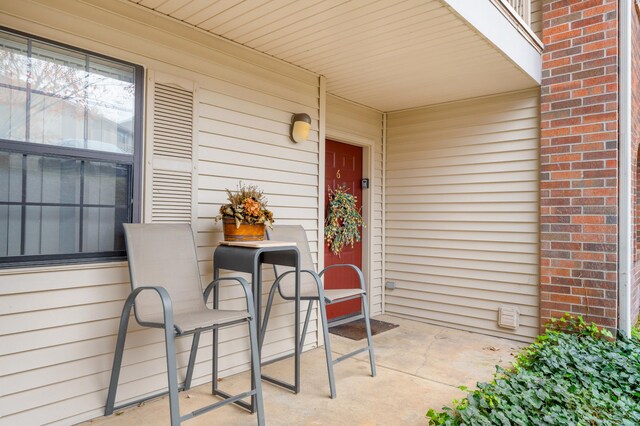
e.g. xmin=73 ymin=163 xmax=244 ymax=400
xmin=0 ymin=29 xmax=142 ymax=266
xmin=0 ymin=32 xmax=135 ymax=153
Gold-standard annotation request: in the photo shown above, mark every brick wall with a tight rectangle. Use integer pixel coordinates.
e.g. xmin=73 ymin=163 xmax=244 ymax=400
xmin=632 ymin=2 xmax=640 ymax=325
xmin=540 ymin=0 xmax=619 ymax=330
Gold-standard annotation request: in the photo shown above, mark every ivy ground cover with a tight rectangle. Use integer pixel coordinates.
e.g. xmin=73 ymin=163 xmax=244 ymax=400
xmin=427 ymin=316 xmax=640 ymax=425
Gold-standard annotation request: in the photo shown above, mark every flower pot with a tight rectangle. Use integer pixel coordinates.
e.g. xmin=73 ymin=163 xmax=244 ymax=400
xmin=222 ymin=217 xmax=265 ymax=241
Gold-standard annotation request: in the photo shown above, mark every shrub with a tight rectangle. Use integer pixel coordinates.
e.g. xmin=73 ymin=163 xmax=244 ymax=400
xmin=427 ymin=314 xmax=640 ymax=425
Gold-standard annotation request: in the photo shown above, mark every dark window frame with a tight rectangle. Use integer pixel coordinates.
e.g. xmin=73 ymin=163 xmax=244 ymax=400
xmin=0 ymin=27 xmax=144 ymax=268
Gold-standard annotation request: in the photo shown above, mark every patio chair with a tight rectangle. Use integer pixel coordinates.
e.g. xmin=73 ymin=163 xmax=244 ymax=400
xmin=261 ymin=225 xmax=376 ymax=398
xmin=104 ymin=223 xmax=264 ymax=426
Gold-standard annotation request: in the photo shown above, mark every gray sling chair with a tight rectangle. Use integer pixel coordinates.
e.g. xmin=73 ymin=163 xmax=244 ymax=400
xmin=104 ymin=223 xmax=265 ymax=426
xmin=262 ymin=225 xmax=376 ymax=398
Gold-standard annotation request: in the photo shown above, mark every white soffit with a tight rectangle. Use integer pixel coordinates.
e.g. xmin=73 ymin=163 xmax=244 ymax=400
xmin=128 ymin=0 xmax=539 ymax=112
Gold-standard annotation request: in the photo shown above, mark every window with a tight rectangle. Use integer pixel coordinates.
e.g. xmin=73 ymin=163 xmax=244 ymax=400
xmin=0 ymin=28 xmax=143 ymax=267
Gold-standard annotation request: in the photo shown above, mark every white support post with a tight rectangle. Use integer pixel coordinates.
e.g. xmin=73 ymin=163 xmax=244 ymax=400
xmin=618 ymin=0 xmax=633 ymax=338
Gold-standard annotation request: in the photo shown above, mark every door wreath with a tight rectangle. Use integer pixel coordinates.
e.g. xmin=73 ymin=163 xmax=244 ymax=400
xmin=324 ymin=185 xmax=364 ymax=256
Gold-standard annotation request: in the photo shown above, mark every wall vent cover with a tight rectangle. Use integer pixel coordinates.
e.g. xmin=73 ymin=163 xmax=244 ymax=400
xmin=498 ymin=306 xmax=520 ymax=330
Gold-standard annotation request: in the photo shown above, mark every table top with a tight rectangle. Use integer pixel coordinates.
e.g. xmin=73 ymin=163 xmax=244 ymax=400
xmin=214 ymin=241 xmax=300 ymax=272
xmin=219 ymin=240 xmax=297 ymax=248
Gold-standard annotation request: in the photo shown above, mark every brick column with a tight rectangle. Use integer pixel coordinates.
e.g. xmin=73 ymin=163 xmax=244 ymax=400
xmin=540 ymin=0 xmax=619 ymax=330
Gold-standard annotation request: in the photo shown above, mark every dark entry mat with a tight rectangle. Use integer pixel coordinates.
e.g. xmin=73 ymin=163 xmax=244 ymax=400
xmin=329 ymin=318 xmax=399 ymax=341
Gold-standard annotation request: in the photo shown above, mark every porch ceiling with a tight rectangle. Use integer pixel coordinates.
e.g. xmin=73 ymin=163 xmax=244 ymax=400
xmin=128 ymin=0 xmax=538 ymax=112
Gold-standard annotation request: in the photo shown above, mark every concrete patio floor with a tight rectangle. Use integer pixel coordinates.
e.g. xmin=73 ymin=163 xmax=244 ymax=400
xmin=87 ymin=315 xmax=525 ymax=425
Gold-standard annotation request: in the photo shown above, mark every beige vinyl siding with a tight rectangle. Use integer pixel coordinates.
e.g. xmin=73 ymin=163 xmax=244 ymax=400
xmin=530 ymin=0 xmax=542 ymax=39
xmin=326 ymin=95 xmax=384 ymax=316
xmin=0 ymin=264 xmax=132 ymax=423
xmin=385 ymin=90 xmax=540 ymax=341
xmin=195 ymin=70 xmax=321 ymax=364
xmin=0 ymin=1 xmax=320 ymax=425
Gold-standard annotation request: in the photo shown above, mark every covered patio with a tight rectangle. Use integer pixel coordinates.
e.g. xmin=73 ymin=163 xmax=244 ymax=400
xmin=0 ymin=1 xmax=540 ymax=424
xmin=86 ymin=315 xmax=523 ymax=425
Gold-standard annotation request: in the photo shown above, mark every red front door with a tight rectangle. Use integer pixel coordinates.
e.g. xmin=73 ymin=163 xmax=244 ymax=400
xmin=324 ymin=139 xmax=363 ymax=321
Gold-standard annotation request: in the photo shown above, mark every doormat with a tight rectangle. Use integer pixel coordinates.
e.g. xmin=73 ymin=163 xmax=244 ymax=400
xmin=329 ymin=318 xmax=398 ymax=341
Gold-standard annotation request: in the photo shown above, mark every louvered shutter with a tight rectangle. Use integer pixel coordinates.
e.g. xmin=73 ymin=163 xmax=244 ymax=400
xmin=145 ymin=71 xmax=198 ymax=223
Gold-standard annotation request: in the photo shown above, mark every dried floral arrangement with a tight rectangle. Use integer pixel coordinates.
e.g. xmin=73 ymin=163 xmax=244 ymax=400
xmin=215 ymin=182 xmax=274 ymax=228
xmin=324 ymin=185 xmax=364 ymax=256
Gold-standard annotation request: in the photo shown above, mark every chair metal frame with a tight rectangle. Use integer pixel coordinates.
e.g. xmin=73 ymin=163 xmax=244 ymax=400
xmin=260 ymin=226 xmax=376 ymax=398
xmin=104 ymin=224 xmax=265 ymax=425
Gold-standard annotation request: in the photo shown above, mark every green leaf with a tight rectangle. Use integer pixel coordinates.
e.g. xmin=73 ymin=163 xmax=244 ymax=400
xmin=426 ymin=314 xmax=640 ymax=426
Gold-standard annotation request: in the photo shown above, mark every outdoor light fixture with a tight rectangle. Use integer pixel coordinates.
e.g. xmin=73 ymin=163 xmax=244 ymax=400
xmin=290 ymin=113 xmax=311 ymax=143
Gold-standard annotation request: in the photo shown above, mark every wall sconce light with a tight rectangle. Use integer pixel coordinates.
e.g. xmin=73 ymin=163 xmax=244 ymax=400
xmin=290 ymin=113 xmax=311 ymax=143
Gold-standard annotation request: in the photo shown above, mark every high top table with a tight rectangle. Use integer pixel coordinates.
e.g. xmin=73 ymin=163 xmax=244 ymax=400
xmin=212 ymin=240 xmax=301 ymax=412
